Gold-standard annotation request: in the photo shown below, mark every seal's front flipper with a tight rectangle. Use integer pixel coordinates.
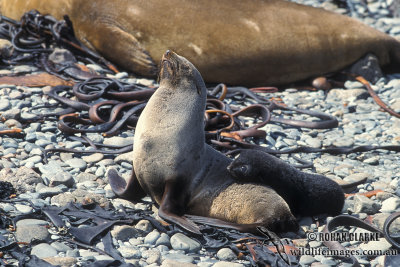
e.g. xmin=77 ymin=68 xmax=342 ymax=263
xmin=158 ymin=181 xmax=202 ymax=235
xmin=107 ymin=168 xmax=146 ymax=202
xmin=80 ymin=23 xmax=157 ymax=77
xmin=185 ymin=214 xmax=263 ymax=233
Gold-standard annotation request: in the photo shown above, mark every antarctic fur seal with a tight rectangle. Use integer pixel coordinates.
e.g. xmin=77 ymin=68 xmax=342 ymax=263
xmin=1 ymin=0 xmax=399 ymax=86
xmin=227 ymin=150 xmax=345 ymax=216
xmin=108 ymin=50 xmax=298 ymax=234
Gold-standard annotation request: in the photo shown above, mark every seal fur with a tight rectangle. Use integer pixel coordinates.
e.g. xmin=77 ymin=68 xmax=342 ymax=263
xmin=1 ymin=0 xmax=399 ymax=86
xmin=109 ymin=50 xmax=298 ymax=234
xmin=227 ymin=150 xmax=345 ymax=216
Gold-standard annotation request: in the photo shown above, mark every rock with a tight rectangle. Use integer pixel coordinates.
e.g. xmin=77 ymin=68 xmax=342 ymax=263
xmin=50 ymin=189 xmax=110 ymax=207
xmin=82 ymin=153 xmax=104 ymax=163
xmin=305 ymin=137 xmax=322 ymax=148
xmin=0 ymin=99 xmax=11 ymax=111
xmin=65 ymin=158 xmax=87 ymax=170
xmin=103 ymin=136 xmax=133 ymax=147
xmin=51 ymin=241 xmax=72 ymax=252
xmin=48 ymin=48 xmax=76 ymax=64
xmin=359 ymin=238 xmax=392 ymax=252
xmin=0 ymin=166 xmax=42 ymax=193
xmin=0 ymin=39 xmax=13 ymax=58
xmin=135 ymin=219 xmax=153 ymax=233
xmin=343 ymin=173 xmax=371 ymax=184
xmin=16 ymin=219 xmax=49 ymax=227
xmin=43 ymin=256 xmax=77 ymax=267
xmin=170 ymin=233 xmax=201 ymax=253
xmin=212 ymin=262 xmax=244 ymax=267
xmin=1 ymin=109 xmax=20 ymax=120
xmin=15 ymin=225 xmax=50 ymax=243
xmin=114 ymin=151 xmax=134 ymax=163
xmin=144 ymin=230 xmax=161 ymax=245
xmin=14 ymin=204 xmax=33 ymax=213
xmin=380 ymin=197 xmax=400 ymax=212
xmin=217 ymin=248 xmax=237 ymax=261
xmin=111 ymin=225 xmax=139 ymax=241
xmin=112 ymin=198 xmax=137 ymax=210
xmin=353 ymin=195 xmax=381 ymax=214
xmin=76 ymin=173 xmax=97 ymax=183
xmin=142 ymin=249 xmax=161 ymax=264
xmin=156 ymin=233 xmax=171 ymax=247
xmin=363 ymin=156 xmax=380 ymax=165
xmin=161 ymin=259 xmax=197 ymax=267
xmin=118 ymin=247 xmax=141 ymax=259
xmin=299 ymin=255 xmax=317 ymax=265
xmin=162 ymin=253 xmax=195 ymax=263
xmin=38 ymin=160 xmax=74 ymax=187
xmin=31 ymin=243 xmax=58 ymax=258
xmin=333 ymin=137 xmax=354 ymax=147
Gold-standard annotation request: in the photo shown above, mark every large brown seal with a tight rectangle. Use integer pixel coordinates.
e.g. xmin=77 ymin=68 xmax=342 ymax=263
xmin=108 ymin=50 xmax=298 ymax=234
xmin=1 ymin=0 xmax=399 ymax=86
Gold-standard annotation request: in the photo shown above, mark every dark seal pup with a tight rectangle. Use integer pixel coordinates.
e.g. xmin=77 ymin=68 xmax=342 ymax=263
xmin=108 ymin=51 xmax=298 ymax=234
xmin=228 ymin=150 xmax=345 ymax=216
xmin=1 ymin=0 xmax=399 ymax=86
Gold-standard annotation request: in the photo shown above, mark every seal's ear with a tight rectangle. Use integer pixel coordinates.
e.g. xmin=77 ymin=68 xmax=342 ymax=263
xmin=196 ymin=84 xmax=202 ymax=95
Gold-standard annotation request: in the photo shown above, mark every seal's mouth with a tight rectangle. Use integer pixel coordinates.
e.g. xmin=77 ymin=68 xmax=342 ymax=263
xmin=158 ymin=50 xmax=176 ymax=82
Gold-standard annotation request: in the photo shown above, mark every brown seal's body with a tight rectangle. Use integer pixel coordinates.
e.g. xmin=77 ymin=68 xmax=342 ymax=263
xmin=1 ymin=0 xmax=399 ymax=86
xmin=108 ymin=51 xmax=298 ymax=234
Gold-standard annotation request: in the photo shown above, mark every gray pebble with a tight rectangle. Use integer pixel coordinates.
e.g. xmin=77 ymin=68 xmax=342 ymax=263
xmin=51 ymin=241 xmax=72 ymax=252
xmin=353 ymin=195 xmax=381 ymax=214
xmin=142 ymin=249 xmax=161 ymax=264
xmin=65 ymin=158 xmax=87 ymax=170
xmin=111 ymin=225 xmax=139 ymax=241
xmin=144 ymin=230 xmax=161 ymax=245
xmin=170 ymin=233 xmax=201 ymax=253
xmin=156 ymin=233 xmax=171 ymax=247
xmin=212 ymin=262 xmax=244 ymax=267
xmin=135 ymin=219 xmax=153 ymax=233
xmin=0 ymin=99 xmax=11 ymax=111
xmin=162 ymin=253 xmax=195 ymax=263
xmin=364 ymin=156 xmax=380 ymax=165
xmin=299 ymin=255 xmax=317 ymax=265
xmin=82 ymin=153 xmax=104 ymax=163
xmin=380 ymin=197 xmax=400 ymax=212
xmin=31 ymin=243 xmax=58 ymax=258
xmin=16 ymin=219 xmax=49 ymax=227
xmin=16 ymin=225 xmax=50 ymax=243
xmin=14 ymin=204 xmax=33 ymax=213
xmin=104 ymin=136 xmax=134 ymax=147
xmin=118 ymin=247 xmax=142 ymax=259
xmin=216 ymin=248 xmax=236 ymax=261
xmin=161 ymin=259 xmax=196 ymax=267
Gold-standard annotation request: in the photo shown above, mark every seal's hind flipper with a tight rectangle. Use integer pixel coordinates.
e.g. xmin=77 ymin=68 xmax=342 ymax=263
xmin=158 ymin=180 xmax=202 ymax=235
xmin=107 ymin=168 xmax=146 ymax=202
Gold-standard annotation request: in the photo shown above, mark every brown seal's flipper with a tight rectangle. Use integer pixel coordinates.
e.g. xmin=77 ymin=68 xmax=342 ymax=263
xmin=158 ymin=180 xmax=202 ymax=235
xmin=333 ymin=176 xmax=368 ymax=194
xmin=107 ymin=169 xmax=146 ymax=202
xmin=185 ymin=214 xmax=298 ymax=233
xmin=78 ymin=23 xmax=157 ymax=77
xmin=185 ymin=214 xmax=265 ymax=233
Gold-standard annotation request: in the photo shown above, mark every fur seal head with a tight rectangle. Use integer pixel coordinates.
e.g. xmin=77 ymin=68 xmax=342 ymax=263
xmin=159 ymin=50 xmax=203 ymax=95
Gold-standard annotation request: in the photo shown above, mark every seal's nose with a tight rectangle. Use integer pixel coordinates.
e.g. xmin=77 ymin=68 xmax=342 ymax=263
xmin=162 ymin=50 xmax=171 ymax=60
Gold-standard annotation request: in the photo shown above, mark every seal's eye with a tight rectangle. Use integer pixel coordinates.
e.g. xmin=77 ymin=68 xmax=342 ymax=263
xmin=239 ymin=165 xmax=248 ymax=174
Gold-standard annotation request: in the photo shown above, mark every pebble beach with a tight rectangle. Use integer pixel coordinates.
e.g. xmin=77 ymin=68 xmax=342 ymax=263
xmin=0 ymin=0 xmax=400 ymax=266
